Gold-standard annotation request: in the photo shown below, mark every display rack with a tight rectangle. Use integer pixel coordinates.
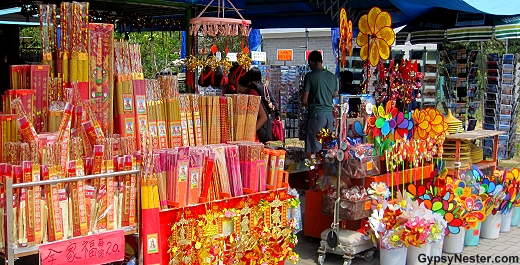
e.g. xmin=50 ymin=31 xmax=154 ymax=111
xmin=2 ymin=169 xmax=140 ymax=265
xmin=482 ymin=53 xmax=519 ymax=159
xmin=411 ymin=48 xmax=438 ymax=108
xmin=444 ymin=130 xmax=502 ymax=177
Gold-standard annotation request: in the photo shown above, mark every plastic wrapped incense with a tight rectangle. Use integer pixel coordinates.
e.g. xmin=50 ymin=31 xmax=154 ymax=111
xmin=89 ymin=23 xmax=114 ymax=135
xmin=225 ymin=145 xmax=242 ymax=196
xmin=176 ymin=147 xmax=190 ymax=206
xmin=212 ymin=146 xmax=231 ymax=197
xmin=245 ymin=95 xmax=261 ymax=142
xmin=32 ymin=162 xmax=42 ymax=244
xmin=58 ymin=188 xmax=70 ymax=239
xmin=39 ymin=4 xmax=57 ymax=75
xmin=60 ymin=2 xmax=71 ymax=86
xmin=156 ymin=151 xmax=168 ymax=209
xmin=220 ymin=97 xmax=230 ymax=143
xmin=188 ymin=148 xmax=204 ymax=205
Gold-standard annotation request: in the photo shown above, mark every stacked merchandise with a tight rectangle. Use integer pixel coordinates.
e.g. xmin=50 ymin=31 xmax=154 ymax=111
xmin=444 ymin=49 xmax=470 ymax=124
xmin=147 ymin=143 xmax=286 ymax=209
xmin=0 ymin=94 xmax=139 ymax=248
xmin=298 ymin=65 xmax=310 ymax=141
xmin=482 ymin=53 xmax=518 ymax=159
xmin=273 ymin=66 xmax=300 ymax=140
xmin=482 ymin=53 xmax=500 ymax=157
xmin=466 ymin=50 xmax=481 ymax=128
xmin=497 ymin=54 xmax=516 ymax=159
xmin=496 ymin=54 xmax=518 ymax=159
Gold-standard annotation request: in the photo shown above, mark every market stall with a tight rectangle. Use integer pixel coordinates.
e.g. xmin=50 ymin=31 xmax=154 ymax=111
xmin=0 ymin=1 xmax=306 ymax=265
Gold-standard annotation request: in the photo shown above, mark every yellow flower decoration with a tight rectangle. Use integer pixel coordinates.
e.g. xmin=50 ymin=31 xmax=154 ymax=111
xmin=356 ymin=7 xmax=395 ymax=66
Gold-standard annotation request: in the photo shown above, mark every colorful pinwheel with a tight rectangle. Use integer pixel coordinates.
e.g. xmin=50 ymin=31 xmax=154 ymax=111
xmin=393 ymin=111 xmax=414 ymax=140
xmin=356 ymin=7 xmax=395 ymax=66
xmin=413 ymin=108 xmax=448 ymax=140
xmin=339 ymin=8 xmax=353 ymax=68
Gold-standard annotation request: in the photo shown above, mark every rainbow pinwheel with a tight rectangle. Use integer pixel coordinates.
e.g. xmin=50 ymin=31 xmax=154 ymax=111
xmin=356 ymin=7 xmax=395 ymax=66
xmin=393 ymin=111 xmax=414 ymax=140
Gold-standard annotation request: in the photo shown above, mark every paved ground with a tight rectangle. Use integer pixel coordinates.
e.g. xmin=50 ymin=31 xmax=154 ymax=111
xmin=287 ymin=192 xmax=520 ymax=265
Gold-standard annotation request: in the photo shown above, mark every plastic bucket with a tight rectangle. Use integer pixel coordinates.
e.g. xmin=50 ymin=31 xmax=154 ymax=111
xmin=512 ymin=207 xmax=520 ymax=226
xmin=380 ymin=247 xmax=407 ymax=265
xmin=500 ymin=211 xmax=514 ymax=232
xmin=407 ymin=244 xmax=431 ymax=265
xmin=481 ymin=213 xmax=501 ymax=239
xmin=443 ymin=229 xmax=465 ymax=254
xmin=430 ymin=238 xmax=444 ymax=257
xmin=464 ymin=222 xmax=482 ymax=246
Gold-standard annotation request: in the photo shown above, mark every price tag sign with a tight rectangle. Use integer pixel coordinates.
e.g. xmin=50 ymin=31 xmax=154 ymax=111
xmin=39 ymin=229 xmax=125 ymax=265
xmin=277 ymin=49 xmax=293 ymax=61
xmin=226 ymin=52 xmax=238 ymax=62
xmin=251 ymin=51 xmax=267 ymax=62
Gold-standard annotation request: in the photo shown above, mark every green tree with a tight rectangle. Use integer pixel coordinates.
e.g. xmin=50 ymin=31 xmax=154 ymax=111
xmin=19 ymin=27 xmax=42 ymax=49
xmin=116 ymin=31 xmax=182 ymax=78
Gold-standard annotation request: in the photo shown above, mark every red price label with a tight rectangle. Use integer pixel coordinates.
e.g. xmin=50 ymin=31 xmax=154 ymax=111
xmin=39 ymin=229 xmax=125 ymax=265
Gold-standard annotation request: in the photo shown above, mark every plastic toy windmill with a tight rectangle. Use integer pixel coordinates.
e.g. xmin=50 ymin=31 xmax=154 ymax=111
xmin=356 ymin=7 xmax=395 ymax=66
xmin=339 ymin=8 xmax=353 ymax=69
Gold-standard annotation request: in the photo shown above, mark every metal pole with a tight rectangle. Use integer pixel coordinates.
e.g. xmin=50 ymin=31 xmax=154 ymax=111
xmin=481 ymin=42 xmax=486 ymax=127
xmin=6 ymin=178 xmax=13 ymax=265
xmin=506 ymin=39 xmax=509 ymax=54
xmin=11 ymin=170 xmax=140 ymax=189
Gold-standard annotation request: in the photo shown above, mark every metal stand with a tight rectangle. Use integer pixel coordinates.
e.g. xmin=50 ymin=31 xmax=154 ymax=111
xmin=317 ymin=97 xmax=373 ymax=265
xmin=3 ymin=169 xmax=140 ymax=265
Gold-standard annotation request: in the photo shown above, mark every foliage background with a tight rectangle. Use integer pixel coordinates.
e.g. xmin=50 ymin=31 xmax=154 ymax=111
xmin=20 ymin=27 xmax=183 ymax=78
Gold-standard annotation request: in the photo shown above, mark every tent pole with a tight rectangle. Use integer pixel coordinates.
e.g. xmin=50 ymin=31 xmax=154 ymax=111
xmin=481 ymin=41 xmax=485 ymax=127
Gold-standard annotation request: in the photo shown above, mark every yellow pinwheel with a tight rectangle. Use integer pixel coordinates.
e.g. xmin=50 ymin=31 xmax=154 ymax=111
xmin=356 ymin=7 xmax=395 ymax=66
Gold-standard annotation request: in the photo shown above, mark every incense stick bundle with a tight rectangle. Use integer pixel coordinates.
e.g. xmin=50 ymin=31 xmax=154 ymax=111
xmin=39 ymin=4 xmax=57 ymax=76
xmin=188 ymin=148 xmax=204 ymax=205
xmin=219 ymin=97 xmax=230 ymax=143
xmin=211 ymin=146 xmax=231 ymax=197
xmin=88 ymin=23 xmax=114 ymax=136
xmin=245 ymin=96 xmax=261 ymax=142
xmin=60 ymin=2 xmax=71 ymax=87
xmin=156 ymin=152 xmax=168 ymax=210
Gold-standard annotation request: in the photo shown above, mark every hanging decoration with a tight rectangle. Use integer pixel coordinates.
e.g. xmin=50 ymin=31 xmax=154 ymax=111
xmin=339 ymin=8 xmax=353 ymax=69
xmin=356 ymin=7 xmax=395 ymax=67
xmin=186 ymin=0 xmax=252 ymax=72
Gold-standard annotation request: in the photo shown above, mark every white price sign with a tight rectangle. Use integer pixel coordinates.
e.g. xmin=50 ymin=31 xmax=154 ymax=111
xmin=251 ymin=51 xmax=267 ymax=62
xmin=226 ymin=53 xmax=238 ymax=62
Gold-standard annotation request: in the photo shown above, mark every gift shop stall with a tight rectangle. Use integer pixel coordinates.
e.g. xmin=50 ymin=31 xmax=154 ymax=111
xmin=0 ymin=1 xmax=303 ymax=265
xmin=297 ymin=6 xmax=520 ymax=265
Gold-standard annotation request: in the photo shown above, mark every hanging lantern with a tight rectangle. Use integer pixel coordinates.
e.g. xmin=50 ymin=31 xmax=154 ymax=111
xmin=189 ymin=0 xmax=252 ymax=71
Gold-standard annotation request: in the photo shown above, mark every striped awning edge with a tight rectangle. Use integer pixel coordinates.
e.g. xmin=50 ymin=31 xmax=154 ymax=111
xmin=495 ymin=24 xmax=520 ymax=40
xmin=410 ymin=30 xmax=445 ymax=44
xmin=396 ymin=31 xmax=410 ymax=45
xmin=446 ymin=26 xmax=493 ymax=42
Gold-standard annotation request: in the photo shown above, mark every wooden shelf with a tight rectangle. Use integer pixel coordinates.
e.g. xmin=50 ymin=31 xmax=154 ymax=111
xmin=351 ymin=164 xmax=434 ymax=189
xmin=445 ymin=130 xmax=504 ymax=141
xmin=447 ymin=160 xmax=496 ymax=175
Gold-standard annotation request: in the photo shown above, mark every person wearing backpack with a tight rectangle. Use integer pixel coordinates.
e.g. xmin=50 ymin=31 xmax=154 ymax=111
xmin=237 ymin=71 xmax=272 ymax=143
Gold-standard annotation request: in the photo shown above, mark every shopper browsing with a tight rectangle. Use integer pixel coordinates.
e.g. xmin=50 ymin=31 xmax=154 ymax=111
xmin=301 ymin=50 xmax=338 ymax=154
xmin=236 ymin=70 xmax=272 ymax=143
